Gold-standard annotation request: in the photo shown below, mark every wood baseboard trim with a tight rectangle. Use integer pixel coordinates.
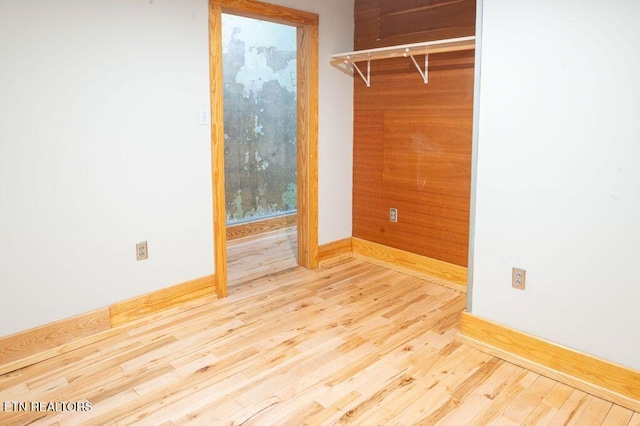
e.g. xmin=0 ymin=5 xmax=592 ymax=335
xmin=0 ymin=275 xmax=217 ymax=375
xmin=110 ymin=274 xmax=217 ymax=327
xmin=458 ymin=312 xmax=640 ymax=411
xmin=351 ymin=238 xmax=467 ymax=291
xmin=0 ymin=295 xmax=216 ymax=377
xmin=0 ymin=308 xmax=110 ymax=370
xmin=226 ymin=214 xmax=297 ymax=241
xmin=318 ymin=237 xmax=353 ymax=266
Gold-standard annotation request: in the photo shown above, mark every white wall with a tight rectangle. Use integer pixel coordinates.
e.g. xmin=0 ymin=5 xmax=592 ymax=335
xmin=265 ymin=0 xmax=354 ymax=244
xmin=471 ymin=0 xmax=640 ymax=370
xmin=0 ymin=0 xmax=353 ymax=337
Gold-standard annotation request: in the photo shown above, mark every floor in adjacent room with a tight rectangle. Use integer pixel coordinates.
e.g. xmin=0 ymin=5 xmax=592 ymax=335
xmin=0 ymin=228 xmax=638 ymax=425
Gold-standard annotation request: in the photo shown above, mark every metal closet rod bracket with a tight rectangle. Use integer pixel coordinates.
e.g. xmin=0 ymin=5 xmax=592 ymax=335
xmin=407 ymin=51 xmax=429 ymax=84
xmin=330 ymin=35 xmax=476 ymax=88
xmin=347 ymin=58 xmax=371 ymax=87
xmin=345 ymin=52 xmax=426 ymax=87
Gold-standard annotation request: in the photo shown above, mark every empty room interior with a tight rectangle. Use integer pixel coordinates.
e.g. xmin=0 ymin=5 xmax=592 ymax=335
xmin=1 ymin=0 xmax=639 ymax=424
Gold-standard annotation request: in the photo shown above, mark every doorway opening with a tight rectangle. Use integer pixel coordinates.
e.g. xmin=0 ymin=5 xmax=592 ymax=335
xmin=209 ymin=1 xmax=319 ymax=298
xmin=223 ymin=13 xmax=298 ymax=287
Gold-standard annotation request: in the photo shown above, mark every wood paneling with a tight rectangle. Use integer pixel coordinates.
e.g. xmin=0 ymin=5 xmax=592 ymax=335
xmin=0 ymin=309 xmax=110 ymax=368
xmin=459 ymin=312 xmax=640 ymax=412
xmin=355 ymin=0 xmax=476 ymax=51
xmin=226 ymin=214 xmax=297 ymax=241
xmin=109 ymin=275 xmax=217 ymax=327
xmin=353 ymin=0 xmax=475 ymax=267
xmin=352 ymin=237 xmax=467 ymax=291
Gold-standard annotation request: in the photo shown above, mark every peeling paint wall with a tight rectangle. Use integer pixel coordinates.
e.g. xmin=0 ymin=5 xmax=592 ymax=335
xmin=222 ymin=15 xmax=297 ymax=224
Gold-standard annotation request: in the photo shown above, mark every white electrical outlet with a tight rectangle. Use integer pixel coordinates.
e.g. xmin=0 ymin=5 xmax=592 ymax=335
xmin=390 ymin=208 xmax=398 ymax=223
xmin=136 ymin=241 xmax=148 ymax=261
xmin=512 ymin=267 xmax=526 ymax=290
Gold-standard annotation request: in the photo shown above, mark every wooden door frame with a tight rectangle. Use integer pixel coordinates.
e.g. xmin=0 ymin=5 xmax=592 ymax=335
xmin=209 ymin=0 xmax=319 ymax=298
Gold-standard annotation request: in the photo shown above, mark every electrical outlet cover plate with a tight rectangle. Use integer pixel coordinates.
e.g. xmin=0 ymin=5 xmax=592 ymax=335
xmin=390 ymin=208 xmax=398 ymax=223
xmin=136 ymin=241 xmax=148 ymax=261
xmin=512 ymin=267 xmax=526 ymax=290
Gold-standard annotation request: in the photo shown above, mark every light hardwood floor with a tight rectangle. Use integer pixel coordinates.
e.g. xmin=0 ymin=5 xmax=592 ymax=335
xmin=227 ymin=227 xmax=299 ymax=289
xmin=0 ymin=228 xmax=638 ymax=425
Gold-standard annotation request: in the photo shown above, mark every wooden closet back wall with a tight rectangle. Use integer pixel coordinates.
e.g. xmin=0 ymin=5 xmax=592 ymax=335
xmin=352 ymin=0 xmax=476 ymax=267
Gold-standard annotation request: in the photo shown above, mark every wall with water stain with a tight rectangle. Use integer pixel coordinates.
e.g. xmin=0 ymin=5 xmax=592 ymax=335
xmin=222 ymin=15 xmax=298 ymax=224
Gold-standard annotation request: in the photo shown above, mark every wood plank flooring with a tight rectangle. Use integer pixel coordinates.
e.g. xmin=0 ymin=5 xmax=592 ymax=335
xmin=0 ymin=229 xmax=638 ymax=425
xmin=227 ymin=227 xmax=299 ymax=289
